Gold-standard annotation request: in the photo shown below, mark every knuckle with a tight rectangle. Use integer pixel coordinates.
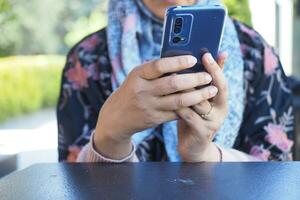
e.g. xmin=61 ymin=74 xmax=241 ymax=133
xmin=175 ymin=94 xmax=185 ymax=108
xmin=131 ymin=66 xmax=141 ymax=76
xmin=132 ymin=66 xmax=139 ymax=74
xmin=183 ymin=111 xmax=197 ymax=122
xmin=132 ymin=83 xmax=148 ymax=100
xmin=144 ymin=111 xmax=160 ymax=126
xmin=128 ymin=68 xmax=137 ymax=79
xmin=133 ymin=84 xmax=144 ymax=95
xmin=133 ymin=99 xmax=160 ymax=126
xmin=168 ymin=75 xmax=180 ymax=91
xmin=153 ymin=60 xmax=163 ymax=74
xmin=137 ymin=66 xmax=146 ymax=78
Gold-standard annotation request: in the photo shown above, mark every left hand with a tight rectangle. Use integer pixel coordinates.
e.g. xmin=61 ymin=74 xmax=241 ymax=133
xmin=177 ymin=52 xmax=228 ymax=162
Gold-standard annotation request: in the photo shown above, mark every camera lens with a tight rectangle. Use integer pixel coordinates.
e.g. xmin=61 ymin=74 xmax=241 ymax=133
xmin=172 ymin=37 xmax=181 ymax=43
xmin=174 ymin=27 xmax=181 ymax=34
xmin=175 ymin=18 xmax=183 ymax=25
xmin=174 ymin=17 xmax=183 ymax=34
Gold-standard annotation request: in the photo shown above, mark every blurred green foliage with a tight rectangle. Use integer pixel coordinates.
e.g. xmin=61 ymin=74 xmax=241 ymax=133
xmin=64 ymin=8 xmax=107 ymax=47
xmin=224 ymin=0 xmax=252 ymax=26
xmin=0 ymin=0 xmax=107 ymax=57
xmin=0 ymin=0 xmax=251 ymax=57
xmin=0 ymin=56 xmax=64 ymax=122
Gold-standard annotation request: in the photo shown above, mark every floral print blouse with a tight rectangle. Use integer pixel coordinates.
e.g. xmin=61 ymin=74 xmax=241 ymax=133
xmin=57 ymin=20 xmax=294 ymax=162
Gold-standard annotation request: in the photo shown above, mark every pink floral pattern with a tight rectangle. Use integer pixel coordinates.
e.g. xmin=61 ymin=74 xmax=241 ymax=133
xmin=65 ymin=56 xmax=89 ymax=89
xmin=87 ymin=64 xmax=100 ymax=81
xmin=250 ymin=145 xmax=271 ymax=161
xmin=79 ymin=34 xmax=101 ymax=51
xmin=264 ymin=47 xmax=278 ymax=76
xmin=240 ymin=23 xmax=257 ymax=38
xmin=236 ymin=20 xmax=294 ymax=161
xmin=264 ymin=123 xmax=294 ymax=152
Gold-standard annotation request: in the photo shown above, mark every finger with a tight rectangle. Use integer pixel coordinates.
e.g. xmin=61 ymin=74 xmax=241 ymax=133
xmin=139 ymin=55 xmax=197 ymax=80
xmin=157 ymin=85 xmax=218 ymax=111
xmin=192 ymin=100 xmax=212 ymax=116
xmin=176 ymin=107 xmax=217 ymax=143
xmin=150 ymin=72 xmax=212 ymax=96
xmin=217 ymin=52 xmax=228 ymax=70
xmin=202 ymin=53 xmax=228 ymax=105
xmin=176 ymin=107 xmax=205 ymax=129
xmin=159 ymin=110 xmax=178 ymax=123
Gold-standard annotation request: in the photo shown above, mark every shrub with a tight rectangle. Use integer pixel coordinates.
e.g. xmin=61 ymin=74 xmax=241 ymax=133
xmin=0 ymin=55 xmax=65 ymax=122
xmin=224 ymin=0 xmax=252 ymax=27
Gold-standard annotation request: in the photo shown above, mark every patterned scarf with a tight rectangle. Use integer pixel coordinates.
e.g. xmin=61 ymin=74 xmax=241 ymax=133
xmin=107 ymin=0 xmax=245 ymax=161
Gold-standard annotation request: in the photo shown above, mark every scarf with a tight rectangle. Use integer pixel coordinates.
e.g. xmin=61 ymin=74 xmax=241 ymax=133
xmin=107 ymin=0 xmax=245 ymax=161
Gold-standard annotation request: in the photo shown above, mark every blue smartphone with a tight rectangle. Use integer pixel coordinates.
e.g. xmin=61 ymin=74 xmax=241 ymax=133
xmin=161 ymin=5 xmax=227 ymax=73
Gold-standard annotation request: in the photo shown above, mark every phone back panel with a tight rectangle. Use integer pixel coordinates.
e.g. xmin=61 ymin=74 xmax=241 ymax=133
xmin=161 ymin=5 xmax=226 ymax=73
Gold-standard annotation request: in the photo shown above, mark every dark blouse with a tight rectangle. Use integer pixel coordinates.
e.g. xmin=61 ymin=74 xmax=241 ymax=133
xmin=57 ymin=20 xmax=294 ymax=162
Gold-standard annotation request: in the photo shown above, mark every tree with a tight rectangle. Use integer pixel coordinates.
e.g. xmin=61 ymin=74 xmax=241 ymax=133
xmin=0 ymin=0 xmax=252 ymax=57
xmin=0 ymin=0 xmax=107 ymax=57
xmin=0 ymin=0 xmax=19 ymax=56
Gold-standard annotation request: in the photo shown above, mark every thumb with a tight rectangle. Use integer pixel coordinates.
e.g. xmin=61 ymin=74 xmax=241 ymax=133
xmin=217 ymin=52 xmax=228 ymax=70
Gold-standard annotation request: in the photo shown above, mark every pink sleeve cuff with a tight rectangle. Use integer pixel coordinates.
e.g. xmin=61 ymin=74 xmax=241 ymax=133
xmin=216 ymin=144 xmax=261 ymax=162
xmin=77 ymin=131 xmax=138 ymax=163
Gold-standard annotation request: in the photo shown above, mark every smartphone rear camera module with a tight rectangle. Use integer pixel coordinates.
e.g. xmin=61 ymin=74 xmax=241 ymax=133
xmin=169 ymin=15 xmax=191 ymax=46
xmin=173 ymin=17 xmax=183 ymax=34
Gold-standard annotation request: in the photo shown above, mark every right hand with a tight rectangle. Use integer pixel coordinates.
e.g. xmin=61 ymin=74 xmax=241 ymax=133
xmin=94 ymin=55 xmax=218 ymax=159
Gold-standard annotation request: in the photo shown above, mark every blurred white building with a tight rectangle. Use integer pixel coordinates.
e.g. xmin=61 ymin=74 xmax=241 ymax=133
xmin=249 ymin=0 xmax=295 ymax=75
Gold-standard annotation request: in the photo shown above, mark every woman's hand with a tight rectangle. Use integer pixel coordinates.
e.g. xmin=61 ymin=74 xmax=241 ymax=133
xmin=94 ymin=55 xmax=218 ymax=159
xmin=177 ymin=53 xmax=228 ymax=162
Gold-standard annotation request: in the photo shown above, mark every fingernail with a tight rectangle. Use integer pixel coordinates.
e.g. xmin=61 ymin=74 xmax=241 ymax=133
xmin=209 ymin=86 xmax=218 ymax=95
xmin=188 ymin=56 xmax=197 ymax=65
xmin=204 ymin=74 xmax=212 ymax=82
xmin=206 ymin=53 xmax=214 ymax=65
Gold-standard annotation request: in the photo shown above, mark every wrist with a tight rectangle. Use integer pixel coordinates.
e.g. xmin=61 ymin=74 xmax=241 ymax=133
xmin=93 ymin=125 xmax=132 ymax=160
xmin=202 ymin=143 xmax=222 ymax=162
xmin=181 ymin=142 xmax=221 ymax=162
xmin=96 ymin=125 xmax=131 ymax=144
xmin=201 ymin=143 xmax=221 ymax=162
xmin=179 ymin=142 xmax=222 ymax=162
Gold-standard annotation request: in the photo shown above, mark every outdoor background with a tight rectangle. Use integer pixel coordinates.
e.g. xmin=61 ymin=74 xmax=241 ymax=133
xmin=0 ymin=0 xmax=299 ymax=174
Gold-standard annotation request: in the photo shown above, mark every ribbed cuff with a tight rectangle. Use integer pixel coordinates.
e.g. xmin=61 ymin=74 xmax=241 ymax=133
xmin=77 ymin=131 xmax=138 ymax=163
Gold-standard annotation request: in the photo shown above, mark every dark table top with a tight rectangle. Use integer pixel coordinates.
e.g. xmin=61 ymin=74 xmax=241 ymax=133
xmin=1 ymin=162 xmax=300 ymax=200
